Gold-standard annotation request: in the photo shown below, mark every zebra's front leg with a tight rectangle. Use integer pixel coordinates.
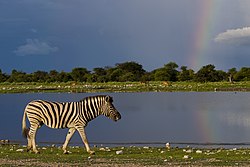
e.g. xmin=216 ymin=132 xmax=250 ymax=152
xmin=77 ymin=127 xmax=95 ymax=155
xmin=62 ymin=128 xmax=76 ymax=154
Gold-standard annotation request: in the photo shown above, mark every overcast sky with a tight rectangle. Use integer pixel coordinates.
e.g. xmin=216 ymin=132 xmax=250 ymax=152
xmin=1 ymin=0 xmax=250 ymax=73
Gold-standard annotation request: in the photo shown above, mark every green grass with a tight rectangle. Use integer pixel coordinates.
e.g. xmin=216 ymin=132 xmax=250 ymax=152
xmin=0 ymin=81 xmax=250 ymax=93
xmin=1 ymin=145 xmax=250 ymax=166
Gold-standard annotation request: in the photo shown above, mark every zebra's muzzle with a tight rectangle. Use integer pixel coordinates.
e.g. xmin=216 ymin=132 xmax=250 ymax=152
xmin=114 ymin=112 xmax=121 ymax=121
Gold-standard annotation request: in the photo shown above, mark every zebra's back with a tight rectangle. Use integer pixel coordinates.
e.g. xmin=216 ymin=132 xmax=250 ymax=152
xmin=25 ymin=100 xmax=79 ymax=129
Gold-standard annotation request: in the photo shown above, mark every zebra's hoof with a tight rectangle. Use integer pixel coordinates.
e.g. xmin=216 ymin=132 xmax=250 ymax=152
xmin=89 ymin=150 xmax=95 ymax=155
xmin=63 ymin=150 xmax=70 ymax=154
xmin=34 ymin=151 xmax=40 ymax=154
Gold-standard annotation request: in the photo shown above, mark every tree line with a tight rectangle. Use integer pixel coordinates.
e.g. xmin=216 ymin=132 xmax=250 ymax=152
xmin=0 ymin=61 xmax=249 ymax=83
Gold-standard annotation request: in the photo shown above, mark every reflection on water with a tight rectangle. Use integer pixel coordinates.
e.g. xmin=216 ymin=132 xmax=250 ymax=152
xmin=1 ymin=92 xmax=250 ymax=147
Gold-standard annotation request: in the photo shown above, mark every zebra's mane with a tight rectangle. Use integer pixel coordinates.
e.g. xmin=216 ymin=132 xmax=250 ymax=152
xmin=80 ymin=95 xmax=113 ymax=102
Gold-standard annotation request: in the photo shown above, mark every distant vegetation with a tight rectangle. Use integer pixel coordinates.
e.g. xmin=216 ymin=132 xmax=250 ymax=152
xmin=0 ymin=61 xmax=249 ymax=83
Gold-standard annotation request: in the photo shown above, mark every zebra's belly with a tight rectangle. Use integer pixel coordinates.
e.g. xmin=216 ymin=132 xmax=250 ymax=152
xmin=44 ymin=122 xmax=74 ymax=129
xmin=43 ymin=122 xmax=67 ymax=129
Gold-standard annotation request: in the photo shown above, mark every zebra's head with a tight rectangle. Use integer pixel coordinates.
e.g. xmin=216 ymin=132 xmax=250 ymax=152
xmin=101 ymin=95 xmax=121 ymax=122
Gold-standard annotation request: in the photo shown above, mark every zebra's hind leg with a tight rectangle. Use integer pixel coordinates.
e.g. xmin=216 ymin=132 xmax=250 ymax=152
xmin=62 ymin=128 xmax=76 ymax=154
xmin=23 ymin=128 xmax=32 ymax=152
xmin=76 ymin=127 xmax=95 ymax=155
xmin=27 ymin=136 xmax=32 ymax=152
xmin=29 ymin=124 xmax=40 ymax=154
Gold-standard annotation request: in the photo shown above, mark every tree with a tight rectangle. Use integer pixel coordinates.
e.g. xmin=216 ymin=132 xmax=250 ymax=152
xmin=140 ymin=72 xmax=151 ymax=83
xmin=8 ymin=70 xmax=30 ymax=82
xmin=0 ymin=69 xmax=8 ymax=82
xmin=195 ymin=64 xmax=225 ymax=82
xmin=119 ymin=72 xmax=135 ymax=82
xmin=234 ymin=67 xmax=250 ymax=81
xmin=216 ymin=70 xmax=227 ymax=81
xmin=71 ymin=68 xmax=89 ymax=82
xmin=115 ymin=61 xmax=146 ymax=81
xmin=227 ymin=68 xmax=237 ymax=83
xmin=1 ymin=61 xmax=247 ymax=83
xmin=108 ymin=68 xmax=123 ymax=82
xmin=153 ymin=68 xmax=169 ymax=81
xmin=178 ymin=66 xmax=194 ymax=81
xmin=92 ymin=67 xmax=108 ymax=82
xmin=153 ymin=62 xmax=179 ymax=81
xmin=47 ymin=70 xmax=59 ymax=82
xmin=32 ymin=71 xmax=49 ymax=82
xmin=58 ymin=71 xmax=72 ymax=82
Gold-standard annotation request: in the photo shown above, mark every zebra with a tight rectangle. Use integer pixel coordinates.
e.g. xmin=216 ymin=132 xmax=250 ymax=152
xmin=22 ymin=95 xmax=121 ymax=154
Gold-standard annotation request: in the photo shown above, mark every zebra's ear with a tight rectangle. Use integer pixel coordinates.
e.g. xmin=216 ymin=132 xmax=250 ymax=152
xmin=105 ymin=95 xmax=112 ymax=102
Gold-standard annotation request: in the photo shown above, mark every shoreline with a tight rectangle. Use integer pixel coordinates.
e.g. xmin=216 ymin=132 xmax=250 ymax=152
xmin=1 ymin=81 xmax=250 ymax=93
xmin=5 ymin=140 xmax=250 ymax=148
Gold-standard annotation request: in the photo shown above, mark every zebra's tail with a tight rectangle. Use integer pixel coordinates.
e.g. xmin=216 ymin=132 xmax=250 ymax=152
xmin=22 ymin=110 xmax=29 ymax=138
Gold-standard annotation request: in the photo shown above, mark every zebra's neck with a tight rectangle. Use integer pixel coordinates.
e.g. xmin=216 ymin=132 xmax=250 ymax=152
xmin=79 ymin=96 xmax=105 ymax=124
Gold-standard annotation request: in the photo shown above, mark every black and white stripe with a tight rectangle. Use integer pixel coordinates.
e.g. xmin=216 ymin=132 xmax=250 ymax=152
xmin=22 ymin=95 xmax=121 ymax=154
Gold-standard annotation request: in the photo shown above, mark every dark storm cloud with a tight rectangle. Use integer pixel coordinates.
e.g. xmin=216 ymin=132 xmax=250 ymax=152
xmin=1 ymin=0 xmax=250 ymax=72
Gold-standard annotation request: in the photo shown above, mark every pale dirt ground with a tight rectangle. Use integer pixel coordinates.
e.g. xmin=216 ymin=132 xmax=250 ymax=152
xmin=1 ymin=158 xmax=250 ymax=167
xmin=0 ymin=158 xmax=205 ymax=167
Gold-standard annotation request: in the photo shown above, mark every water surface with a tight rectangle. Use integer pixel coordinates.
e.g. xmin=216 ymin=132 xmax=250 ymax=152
xmin=1 ymin=92 xmax=250 ymax=147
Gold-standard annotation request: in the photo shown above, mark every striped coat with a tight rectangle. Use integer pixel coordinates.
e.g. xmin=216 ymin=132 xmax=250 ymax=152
xmin=22 ymin=95 xmax=121 ymax=154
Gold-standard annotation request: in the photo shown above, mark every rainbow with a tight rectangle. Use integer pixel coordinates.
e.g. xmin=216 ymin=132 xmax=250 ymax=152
xmin=188 ymin=0 xmax=220 ymax=70
xmin=191 ymin=1 xmax=225 ymax=143
xmin=194 ymin=104 xmax=219 ymax=142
